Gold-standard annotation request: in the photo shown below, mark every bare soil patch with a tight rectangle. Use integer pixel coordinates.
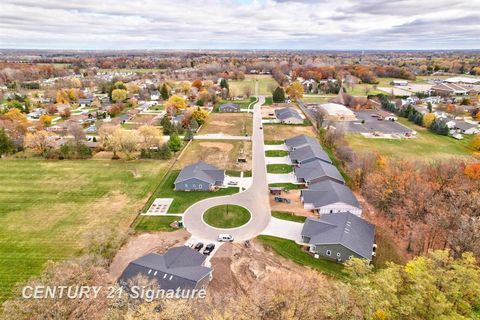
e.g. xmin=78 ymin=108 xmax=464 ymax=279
xmin=263 ymin=124 xmax=317 ymax=141
xmin=199 ymin=113 xmax=252 ymax=136
xmin=269 ymin=190 xmax=315 ymax=217
xmin=261 ymin=103 xmax=299 ymax=119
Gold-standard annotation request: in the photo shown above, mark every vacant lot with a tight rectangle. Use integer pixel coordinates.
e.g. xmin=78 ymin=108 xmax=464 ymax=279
xmin=346 ymin=118 xmax=479 ymax=161
xmin=229 ymin=75 xmax=278 ymax=96
xmin=0 ymin=159 xmax=169 ymax=302
xmin=301 ymin=95 xmax=334 ymax=104
xmin=175 ymin=140 xmax=252 ymax=171
xmin=199 ymin=113 xmax=252 ymax=136
xmin=263 ymin=124 xmax=317 ymax=141
xmin=261 ymin=103 xmax=300 ymax=119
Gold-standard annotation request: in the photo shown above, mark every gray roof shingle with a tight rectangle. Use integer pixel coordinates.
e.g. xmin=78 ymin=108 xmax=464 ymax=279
xmin=294 ymin=160 xmax=345 ymax=184
xmin=301 ymin=180 xmax=359 ymax=208
xmin=290 ymin=143 xmax=332 ymax=164
xmin=275 ymin=107 xmax=303 ymax=121
xmin=284 ymin=134 xmax=319 ymax=150
xmin=175 ymin=161 xmax=224 ymax=185
xmin=301 ymin=212 xmax=375 ymax=259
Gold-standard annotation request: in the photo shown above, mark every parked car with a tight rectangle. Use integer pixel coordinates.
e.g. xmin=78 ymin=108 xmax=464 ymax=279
xmin=194 ymin=242 xmax=204 ymax=251
xmin=203 ymin=243 xmax=216 ymax=255
xmin=217 ymin=234 xmax=234 ymax=242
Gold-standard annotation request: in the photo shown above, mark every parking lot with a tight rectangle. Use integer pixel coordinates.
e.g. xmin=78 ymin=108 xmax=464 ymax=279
xmin=340 ymin=111 xmax=414 ymax=135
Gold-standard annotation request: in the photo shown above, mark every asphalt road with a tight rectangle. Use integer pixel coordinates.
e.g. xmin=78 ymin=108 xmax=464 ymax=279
xmin=183 ymin=95 xmax=272 ymax=242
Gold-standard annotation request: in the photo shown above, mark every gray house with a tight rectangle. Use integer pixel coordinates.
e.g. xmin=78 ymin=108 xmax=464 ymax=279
xmin=301 ymin=212 xmax=375 ymax=262
xmin=301 ymin=180 xmax=362 ymax=216
xmin=174 ymin=161 xmax=225 ymax=191
xmin=290 ymin=143 xmax=332 ymax=165
xmin=294 ymin=160 xmax=345 ymax=185
xmin=284 ymin=134 xmax=319 ymax=151
xmin=454 ymin=121 xmax=480 ymax=135
xmin=275 ymin=107 xmax=304 ymax=124
xmin=118 ymin=246 xmax=212 ymax=290
xmin=219 ymin=103 xmax=241 ymax=112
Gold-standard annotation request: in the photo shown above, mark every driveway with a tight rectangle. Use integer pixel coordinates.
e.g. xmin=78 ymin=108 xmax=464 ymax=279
xmin=265 ymin=156 xmax=291 ymax=165
xmin=183 ymin=96 xmax=272 ymax=242
xmin=264 ymin=144 xmax=288 ymax=151
xmin=267 ymin=173 xmax=298 ymax=184
xmin=261 ymin=217 xmax=304 ymax=242
xmin=224 ymin=175 xmax=253 ymax=190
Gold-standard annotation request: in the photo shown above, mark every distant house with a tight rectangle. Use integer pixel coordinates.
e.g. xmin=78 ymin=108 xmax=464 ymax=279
xmin=294 ymin=160 xmax=345 ymax=186
xmin=444 ymin=77 xmax=480 ymax=85
xmin=219 ymin=103 xmax=241 ymax=113
xmin=390 ymin=80 xmax=409 ymax=86
xmin=174 ymin=161 xmax=225 ymax=191
xmin=28 ymin=108 xmax=46 ymax=119
xmin=300 ymin=180 xmax=362 ymax=216
xmin=301 ymin=212 xmax=375 ymax=262
xmin=318 ymin=103 xmax=356 ymax=121
xmin=274 ymin=108 xmax=303 ymax=124
xmin=454 ymin=121 xmax=480 ymax=135
xmin=431 ymin=83 xmax=475 ymax=96
xmin=289 ymin=143 xmax=332 ymax=165
xmin=119 ymin=247 xmax=212 ymax=291
xmin=172 ymin=114 xmax=185 ymax=126
xmin=150 ymin=91 xmax=161 ymax=101
xmin=78 ymin=98 xmax=94 ymax=107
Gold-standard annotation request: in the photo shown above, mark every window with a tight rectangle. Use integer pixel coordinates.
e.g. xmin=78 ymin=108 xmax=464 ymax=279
xmin=336 ymin=252 xmax=341 ymax=257
xmin=153 ymin=271 xmax=157 ymax=276
xmin=163 ymin=274 xmax=167 ymax=279
xmin=326 ymin=250 xmax=331 ymax=256
xmin=169 ymin=275 xmax=173 ymax=280
xmin=349 ymin=255 xmax=353 ymax=260
xmin=329 ymin=210 xmax=333 ymax=213
xmin=199 ymin=184 xmax=202 ymax=188
xmin=148 ymin=269 xmax=152 ymax=275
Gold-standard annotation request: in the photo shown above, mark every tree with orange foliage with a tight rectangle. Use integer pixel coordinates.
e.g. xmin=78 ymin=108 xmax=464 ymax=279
xmin=471 ymin=134 xmax=480 ymax=151
xmin=464 ymin=163 xmax=480 ymax=180
xmin=191 ymin=79 xmax=202 ymax=90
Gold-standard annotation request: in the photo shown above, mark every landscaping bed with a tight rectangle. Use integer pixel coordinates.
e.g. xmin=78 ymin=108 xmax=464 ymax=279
xmin=203 ymin=205 xmax=251 ymax=228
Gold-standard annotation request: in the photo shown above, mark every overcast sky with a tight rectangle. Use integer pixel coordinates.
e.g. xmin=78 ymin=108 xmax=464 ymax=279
xmin=1 ymin=0 xmax=479 ymax=50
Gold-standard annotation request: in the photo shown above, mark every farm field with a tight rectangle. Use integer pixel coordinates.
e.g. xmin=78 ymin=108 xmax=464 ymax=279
xmin=199 ymin=113 xmax=252 ymax=136
xmin=174 ymin=140 xmax=252 ymax=171
xmin=229 ymin=75 xmax=278 ymax=96
xmin=0 ymin=159 xmax=169 ymax=302
xmin=301 ymin=94 xmax=335 ymax=104
xmin=263 ymin=124 xmax=317 ymax=140
xmin=345 ymin=118 xmax=479 ymax=160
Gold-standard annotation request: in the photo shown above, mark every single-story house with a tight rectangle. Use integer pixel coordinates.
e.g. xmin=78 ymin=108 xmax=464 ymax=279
xmin=289 ymin=143 xmax=332 ymax=165
xmin=294 ymin=160 xmax=344 ymax=186
xmin=150 ymin=91 xmax=161 ymax=101
xmin=301 ymin=212 xmax=375 ymax=262
xmin=444 ymin=77 xmax=480 ymax=85
xmin=300 ymin=180 xmax=362 ymax=216
xmin=284 ymin=134 xmax=319 ymax=151
xmin=390 ymin=80 xmax=409 ymax=86
xmin=318 ymin=103 xmax=356 ymax=121
xmin=219 ymin=103 xmax=241 ymax=113
xmin=431 ymin=83 xmax=475 ymax=96
xmin=174 ymin=161 xmax=225 ymax=191
xmin=454 ymin=121 xmax=480 ymax=135
xmin=275 ymin=107 xmax=304 ymax=124
xmin=78 ymin=98 xmax=94 ymax=107
xmin=118 ymin=246 xmax=212 ymax=291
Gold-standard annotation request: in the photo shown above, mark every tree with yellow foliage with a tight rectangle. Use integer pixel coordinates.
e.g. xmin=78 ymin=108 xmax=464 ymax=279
xmin=192 ymin=108 xmax=208 ymax=125
xmin=471 ymin=134 xmax=480 ymax=151
xmin=422 ymin=113 xmax=436 ymax=128
xmin=5 ymin=108 xmax=28 ymax=125
xmin=286 ymin=81 xmax=304 ymax=101
xmin=111 ymin=89 xmax=127 ymax=103
xmin=39 ymin=114 xmax=52 ymax=127
xmin=165 ymin=95 xmax=187 ymax=114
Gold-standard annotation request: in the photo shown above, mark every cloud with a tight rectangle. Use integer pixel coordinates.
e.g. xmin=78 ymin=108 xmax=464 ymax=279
xmin=0 ymin=0 xmax=479 ymax=49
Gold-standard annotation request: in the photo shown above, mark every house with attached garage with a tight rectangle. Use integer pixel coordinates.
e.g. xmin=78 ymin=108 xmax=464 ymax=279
xmin=284 ymin=134 xmax=319 ymax=151
xmin=301 ymin=211 xmax=375 ymax=262
xmin=174 ymin=161 xmax=225 ymax=191
xmin=274 ymin=107 xmax=304 ymax=124
xmin=289 ymin=142 xmax=332 ymax=165
xmin=118 ymin=246 xmax=213 ymax=291
xmin=294 ymin=160 xmax=345 ymax=186
xmin=454 ymin=121 xmax=480 ymax=135
xmin=219 ymin=103 xmax=241 ymax=113
xmin=300 ymin=179 xmax=362 ymax=216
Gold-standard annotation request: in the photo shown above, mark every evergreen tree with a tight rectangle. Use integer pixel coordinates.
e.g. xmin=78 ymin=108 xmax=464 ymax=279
xmin=168 ymin=132 xmax=182 ymax=152
xmin=160 ymin=83 xmax=170 ymax=100
xmin=158 ymin=143 xmax=172 ymax=159
xmin=184 ymin=128 xmax=194 ymax=141
xmin=0 ymin=128 xmax=15 ymax=156
xmin=427 ymin=102 xmax=433 ymax=113
xmin=190 ymin=118 xmax=199 ymax=132
xmin=220 ymin=78 xmax=229 ymax=90
xmin=160 ymin=115 xmax=173 ymax=135
xmin=272 ymin=87 xmax=286 ymax=103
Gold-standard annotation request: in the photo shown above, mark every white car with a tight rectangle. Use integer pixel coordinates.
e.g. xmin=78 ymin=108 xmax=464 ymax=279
xmin=217 ymin=234 xmax=234 ymax=242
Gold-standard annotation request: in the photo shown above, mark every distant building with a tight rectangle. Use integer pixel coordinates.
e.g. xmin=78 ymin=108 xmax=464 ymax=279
xmin=174 ymin=161 xmax=225 ymax=191
xmin=119 ymin=247 xmax=212 ymax=291
xmin=318 ymin=103 xmax=356 ymax=121
xmin=274 ymin=107 xmax=304 ymax=124
xmin=431 ymin=83 xmax=475 ymax=96
xmin=444 ymin=77 xmax=480 ymax=85
xmin=219 ymin=103 xmax=241 ymax=113
xmin=301 ymin=212 xmax=375 ymax=262
xmin=454 ymin=121 xmax=480 ymax=135
xmin=390 ymin=80 xmax=409 ymax=86
xmin=150 ymin=91 xmax=161 ymax=101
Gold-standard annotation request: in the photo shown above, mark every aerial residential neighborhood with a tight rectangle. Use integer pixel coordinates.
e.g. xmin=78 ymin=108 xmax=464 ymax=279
xmin=1 ymin=1 xmax=480 ymax=319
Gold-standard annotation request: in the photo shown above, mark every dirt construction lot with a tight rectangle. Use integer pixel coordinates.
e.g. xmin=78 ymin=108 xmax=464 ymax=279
xmin=263 ymin=124 xmax=317 ymax=141
xmin=261 ymin=103 xmax=300 ymax=119
xmin=269 ymin=190 xmax=315 ymax=217
xmin=174 ymin=140 xmax=252 ymax=171
xmin=199 ymin=113 xmax=253 ymax=136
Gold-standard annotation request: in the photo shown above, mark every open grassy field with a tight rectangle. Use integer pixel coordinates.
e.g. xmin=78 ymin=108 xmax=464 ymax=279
xmin=203 ymin=205 xmax=251 ymax=228
xmin=257 ymin=235 xmax=346 ymax=279
xmin=301 ymin=94 xmax=335 ymax=104
xmin=0 ymin=159 xmax=169 ymax=302
xmin=229 ymin=75 xmax=278 ymax=96
xmin=345 ymin=84 xmax=383 ymax=96
xmin=98 ymin=68 xmax=166 ymax=73
xmin=174 ymin=140 xmax=252 ymax=171
xmin=134 ymin=216 xmax=182 ymax=232
xmin=345 ymin=118 xmax=479 ymax=161
xmin=199 ymin=113 xmax=252 ymax=136
xmin=140 ymin=170 xmax=239 ymax=214
xmin=214 ymin=97 xmax=256 ymax=112
xmin=263 ymin=124 xmax=317 ymax=141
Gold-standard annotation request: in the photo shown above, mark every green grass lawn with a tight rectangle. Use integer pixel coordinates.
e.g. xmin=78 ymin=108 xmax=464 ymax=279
xmin=134 ymin=216 xmax=182 ymax=232
xmin=271 ymin=211 xmax=306 ymax=223
xmin=141 ymin=170 xmax=239 ymax=214
xmin=345 ymin=118 xmax=479 ymax=161
xmin=229 ymin=75 xmax=278 ymax=96
xmin=267 ymin=164 xmax=293 ymax=174
xmin=264 ymin=140 xmax=285 ymax=145
xmin=257 ymin=236 xmax=346 ymax=279
xmin=203 ymin=205 xmax=251 ymax=228
xmin=0 ymin=159 xmax=169 ymax=302
xmin=301 ymin=94 xmax=335 ymax=104
xmin=265 ymin=150 xmax=289 ymax=157
xmin=268 ymin=183 xmax=304 ymax=190
xmin=214 ymin=97 xmax=256 ymax=112
xmin=345 ymin=84 xmax=383 ymax=96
